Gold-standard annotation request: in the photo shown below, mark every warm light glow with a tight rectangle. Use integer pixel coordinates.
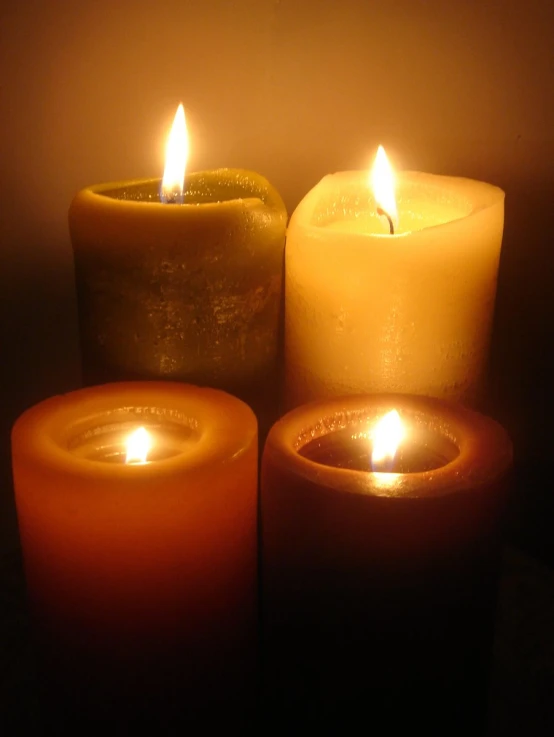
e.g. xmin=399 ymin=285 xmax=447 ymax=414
xmin=125 ymin=427 xmax=152 ymax=465
xmin=371 ymin=410 xmax=404 ymax=467
xmin=161 ymin=103 xmax=188 ymax=203
xmin=369 ymin=145 xmax=398 ymax=226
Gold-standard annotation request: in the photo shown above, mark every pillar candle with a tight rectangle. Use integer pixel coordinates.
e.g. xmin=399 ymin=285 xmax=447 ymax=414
xmin=261 ymin=393 xmax=512 ymax=734
xmin=12 ymin=382 xmax=257 ymax=732
xmin=285 ymin=167 xmax=504 ymax=409
xmin=70 ymin=121 xmax=286 ymax=439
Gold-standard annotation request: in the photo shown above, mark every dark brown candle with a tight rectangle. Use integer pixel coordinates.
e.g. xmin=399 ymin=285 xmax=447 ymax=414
xmin=261 ymin=393 xmax=512 ymax=735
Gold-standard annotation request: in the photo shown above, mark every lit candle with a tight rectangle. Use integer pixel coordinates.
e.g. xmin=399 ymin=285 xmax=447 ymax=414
xmin=261 ymin=393 xmax=512 ymax=733
xmin=285 ymin=148 xmax=505 ymax=409
xmin=70 ymin=104 xmax=287 ymax=439
xmin=12 ymin=382 xmax=258 ymax=731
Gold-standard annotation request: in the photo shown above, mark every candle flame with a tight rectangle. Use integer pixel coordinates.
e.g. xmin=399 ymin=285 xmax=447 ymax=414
xmin=161 ymin=103 xmax=188 ymax=204
xmin=369 ymin=145 xmax=398 ymax=228
xmin=371 ymin=410 xmax=404 ymax=469
xmin=125 ymin=427 xmax=152 ymax=465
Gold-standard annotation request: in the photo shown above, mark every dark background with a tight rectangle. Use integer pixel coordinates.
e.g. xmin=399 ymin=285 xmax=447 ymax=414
xmin=0 ymin=0 xmax=553 ymax=728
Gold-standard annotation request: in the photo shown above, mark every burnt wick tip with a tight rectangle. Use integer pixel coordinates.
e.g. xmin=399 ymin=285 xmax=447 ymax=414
xmin=376 ymin=206 xmax=395 ymax=235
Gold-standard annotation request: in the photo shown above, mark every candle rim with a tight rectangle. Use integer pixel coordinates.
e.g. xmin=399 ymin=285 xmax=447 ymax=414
xmin=69 ymin=169 xmax=288 ymax=247
xmin=73 ymin=168 xmax=287 ymax=214
xmin=11 ymin=381 xmax=258 ymax=483
xmin=291 ymin=169 xmax=505 ymax=239
xmin=264 ymin=393 xmax=512 ymax=499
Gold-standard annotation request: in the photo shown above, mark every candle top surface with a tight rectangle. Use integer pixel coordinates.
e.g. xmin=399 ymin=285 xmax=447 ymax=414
xmin=12 ymin=382 xmax=257 ymax=482
xmin=293 ymin=170 xmax=504 ymax=237
xmin=264 ymin=394 xmax=512 ymax=499
xmin=82 ymin=169 xmax=286 ymax=213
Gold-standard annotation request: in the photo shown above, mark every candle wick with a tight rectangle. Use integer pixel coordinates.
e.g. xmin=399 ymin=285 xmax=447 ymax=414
xmin=160 ymin=186 xmax=185 ymax=205
xmin=376 ymin=206 xmax=395 ymax=235
xmin=165 ymin=191 xmax=179 ymax=205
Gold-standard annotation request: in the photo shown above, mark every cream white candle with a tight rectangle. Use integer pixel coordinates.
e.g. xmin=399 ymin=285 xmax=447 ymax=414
xmin=285 ymin=161 xmax=505 ymax=409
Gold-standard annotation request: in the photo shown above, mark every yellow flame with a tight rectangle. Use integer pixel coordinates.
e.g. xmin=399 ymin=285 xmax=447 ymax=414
xmin=371 ymin=410 xmax=404 ymax=467
xmin=161 ymin=103 xmax=188 ymax=203
xmin=369 ymin=145 xmax=398 ymax=226
xmin=125 ymin=427 xmax=152 ymax=465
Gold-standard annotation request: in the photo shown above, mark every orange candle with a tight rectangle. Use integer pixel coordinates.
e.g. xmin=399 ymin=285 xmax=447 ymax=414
xmin=12 ymin=382 xmax=257 ymax=731
xmin=262 ymin=393 xmax=512 ymax=734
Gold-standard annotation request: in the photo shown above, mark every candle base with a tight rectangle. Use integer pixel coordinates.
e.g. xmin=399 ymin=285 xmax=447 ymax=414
xmin=35 ymin=633 xmax=256 ymax=735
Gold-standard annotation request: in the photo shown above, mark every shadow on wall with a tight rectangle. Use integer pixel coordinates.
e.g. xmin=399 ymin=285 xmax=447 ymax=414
xmin=0 ymin=248 xmax=81 ymax=548
xmin=486 ymin=175 xmax=554 ymax=566
xmin=487 ymin=175 xmax=554 ymax=464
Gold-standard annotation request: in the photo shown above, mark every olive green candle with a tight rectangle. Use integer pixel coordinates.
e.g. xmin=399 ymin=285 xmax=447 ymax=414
xmin=69 ymin=168 xmax=287 ymax=437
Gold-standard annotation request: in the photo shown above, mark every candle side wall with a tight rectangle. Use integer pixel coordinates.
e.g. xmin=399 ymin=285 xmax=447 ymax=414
xmin=69 ymin=171 xmax=286 ymax=441
xmin=285 ymin=176 xmax=504 ymax=408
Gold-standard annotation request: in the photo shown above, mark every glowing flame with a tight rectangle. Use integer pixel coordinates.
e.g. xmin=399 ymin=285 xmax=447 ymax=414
xmin=369 ymin=145 xmax=398 ymax=228
xmin=125 ymin=427 xmax=152 ymax=465
xmin=371 ymin=410 xmax=404 ymax=468
xmin=161 ymin=103 xmax=188 ymax=203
